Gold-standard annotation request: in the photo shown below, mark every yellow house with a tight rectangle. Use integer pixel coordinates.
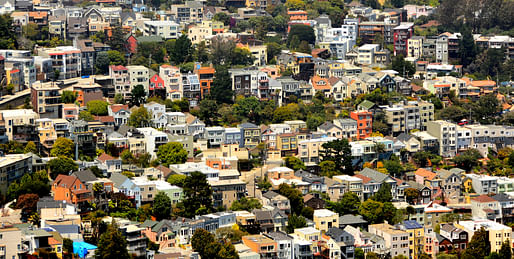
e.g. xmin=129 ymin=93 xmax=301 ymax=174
xmin=277 ymin=133 xmax=299 ymax=156
xmin=293 ymin=227 xmax=323 ymax=255
xmin=202 ymin=144 xmax=250 ymax=160
xmin=402 ymin=220 xmax=424 ymax=258
xmin=313 ymin=209 xmax=339 ymax=232
xmin=463 ymin=176 xmax=474 ymax=193
xmin=455 ymin=219 xmax=512 ymax=253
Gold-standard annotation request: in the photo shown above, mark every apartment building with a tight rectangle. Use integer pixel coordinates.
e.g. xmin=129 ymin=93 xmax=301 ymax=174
xmin=393 ymin=23 xmax=414 ymax=56
xmin=194 ymin=64 xmax=215 ymax=98
xmin=0 ymin=109 xmax=38 ymax=143
xmin=31 ymin=82 xmax=62 ymax=119
xmin=264 ymin=231 xmax=294 ymax=259
xmin=143 ymin=20 xmax=180 ymax=40
xmin=298 ymin=136 xmax=337 ymax=166
xmin=383 ymin=101 xmax=434 ymax=135
xmin=465 ymin=173 xmax=498 ymax=195
xmin=368 ymin=223 xmax=409 ymax=258
xmin=456 ymin=220 xmax=511 ymax=253
xmin=170 ymin=1 xmax=204 ymax=23
xmin=350 ymin=110 xmax=372 ymax=140
xmin=471 ymin=195 xmax=502 ymax=222
xmin=427 ymin=120 xmax=457 ymax=157
xmin=36 ymin=46 xmax=81 ymax=79
xmin=209 ymin=178 xmax=246 ymax=209
xmin=333 ymin=175 xmax=363 ymax=200
xmin=313 ymin=209 xmax=339 ymax=232
xmin=0 ymin=227 xmax=23 ymax=258
xmin=242 ymin=234 xmax=279 ymax=259
xmin=109 ymin=65 xmax=131 ymax=100
xmin=136 ymin=127 xmax=168 ymax=158
xmin=407 ymin=36 xmax=423 ymax=59
xmin=0 ymin=153 xmax=32 ymax=194
xmin=356 ymin=44 xmax=381 ymax=65
xmin=127 ymin=65 xmax=149 ymax=93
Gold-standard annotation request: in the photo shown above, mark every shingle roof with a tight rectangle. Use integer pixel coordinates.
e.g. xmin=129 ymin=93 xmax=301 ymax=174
xmin=414 ymin=168 xmax=437 ymax=180
xmin=72 ymin=169 xmax=97 ymax=183
xmin=110 ymin=172 xmax=129 ymax=187
xmin=97 ymin=153 xmax=116 ymax=162
xmin=472 ymin=194 xmax=497 ymax=203
xmin=262 ymin=191 xmax=281 ymax=199
xmin=359 ymin=168 xmax=389 ymax=183
xmin=53 ymin=175 xmax=78 ymax=188
xmin=339 ymin=214 xmax=367 ymax=225
xmin=493 ymin=193 xmax=513 ymax=202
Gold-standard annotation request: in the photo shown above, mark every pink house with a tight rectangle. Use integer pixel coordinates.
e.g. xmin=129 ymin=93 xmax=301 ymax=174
xmin=141 ymin=220 xmax=176 ymax=250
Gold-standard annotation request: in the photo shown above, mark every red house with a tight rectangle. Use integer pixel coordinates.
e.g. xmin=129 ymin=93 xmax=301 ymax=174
xmin=126 ymin=34 xmax=138 ymax=54
xmin=149 ymin=74 xmax=166 ymax=97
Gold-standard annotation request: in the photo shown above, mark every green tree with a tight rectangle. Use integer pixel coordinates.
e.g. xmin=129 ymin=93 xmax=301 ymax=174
xmin=167 ymin=174 xmax=187 ymax=187
xmin=114 ymin=93 xmax=124 ymax=104
xmin=210 ymin=66 xmax=234 ymax=105
xmin=47 ymin=157 xmax=78 ymax=179
xmin=461 ymin=227 xmax=490 ymax=259
xmin=171 ymin=34 xmax=192 ymax=64
xmin=96 ymin=223 xmax=129 ymax=259
xmin=87 ymin=100 xmax=109 ymax=116
xmin=157 ymin=142 xmax=188 ymax=166
xmin=286 ymin=214 xmax=307 ymax=233
xmin=278 ymin=183 xmax=304 ymax=215
xmin=319 ymin=160 xmax=338 ymax=178
xmin=453 ymin=149 xmax=482 ymax=172
xmin=391 ymin=54 xmax=415 ymax=77
xmin=230 ymin=197 xmax=262 ymax=211
xmin=50 ymin=137 xmax=74 ymax=158
xmin=128 ymin=106 xmax=152 ymax=127
xmin=473 ymin=93 xmax=500 ymax=124
xmin=231 ymin=47 xmax=255 ymax=66
xmin=372 ymin=183 xmax=393 ymax=203
xmin=359 ymin=199 xmax=384 ymax=224
xmin=216 ymin=227 xmax=247 ymax=243
xmin=287 ymin=25 xmax=315 ymax=47
xmin=355 ymin=248 xmax=365 ymax=259
xmin=499 ymin=241 xmax=511 ymax=259
xmin=327 ymin=191 xmax=361 ymax=215
xmin=384 ymin=158 xmax=404 ymax=178
xmin=107 ymin=50 xmax=126 ymax=66
xmin=95 ymin=52 xmax=110 ymax=74
xmin=194 ymin=41 xmax=209 ymax=63
xmin=283 ymin=156 xmax=306 ymax=171
xmin=131 ymin=85 xmax=146 ymax=106
xmin=192 ymin=228 xmax=215 ymax=258
xmin=24 ymin=141 xmax=37 ymax=154
xmin=367 ymin=252 xmax=380 ymax=259
xmin=61 ymin=90 xmax=77 ymax=103
xmin=296 ymin=40 xmax=311 ymax=53
xmin=7 ymin=170 xmax=50 ymax=201
xmin=106 ymin=26 xmax=127 ymax=53
xmin=0 ymin=14 xmax=17 ymax=49
xmin=180 ymin=171 xmax=213 ymax=217
xmin=153 ymin=191 xmax=171 ymax=220
xmin=120 ymin=149 xmax=134 ymax=164
xmin=266 ymin=42 xmax=283 ymax=63
xmin=405 ymin=188 xmax=419 ymax=204
xmin=213 ymin=13 xmax=231 ymax=25
xmin=79 ymin=110 xmax=94 ymax=121
xmin=320 ymin=139 xmax=354 ymax=175
xmin=459 ymin=25 xmax=477 ymax=67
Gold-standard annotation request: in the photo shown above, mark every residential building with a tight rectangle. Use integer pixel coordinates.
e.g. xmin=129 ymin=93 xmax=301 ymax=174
xmin=465 ymin=173 xmax=498 ymax=195
xmin=264 ymin=231 xmax=294 ymax=259
xmin=242 ymin=234 xmax=279 ymax=258
xmin=456 ymin=219 xmax=511 ymax=253
xmin=109 ymin=65 xmax=131 ymax=100
xmin=36 ymin=46 xmax=81 ymax=79
xmin=143 ymin=20 xmax=180 ymax=40
xmin=368 ymin=223 xmax=409 ymax=258
xmin=471 ymin=194 xmax=502 ymax=222
xmin=0 ymin=109 xmax=38 ymax=143
xmin=31 ymin=82 xmax=62 ymax=119
xmin=209 ymin=178 xmax=246 ymax=209
xmin=393 ymin=23 xmax=413 ymax=56
xmin=52 ymin=174 xmax=93 ymax=208
xmin=0 ymin=227 xmax=23 ymax=259
xmin=427 ymin=120 xmax=457 ymax=157
xmin=313 ymin=209 xmax=339 ymax=232
xmin=350 ymin=110 xmax=372 ymax=140
xmin=127 ymin=65 xmax=149 ymax=93
xmin=0 ymin=154 xmax=32 ymax=194
xmin=407 ymin=36 xmax=423 ymax=59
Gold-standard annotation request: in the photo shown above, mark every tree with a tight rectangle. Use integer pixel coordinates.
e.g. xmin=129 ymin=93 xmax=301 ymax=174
xmin=167 ymin=174 xmax=187 ymax=187
xmin=372 ymin=183 xmax=393 ymax=203
xmin=153 ymin=191 xmax=171 ymax=220
xmin=63 ymin=238 xmax=73 ymax=254
xmin=15 ymin=193 xmax=39 ymax=214
xmin=50 ymin=137 xmax=74 ymax=158
xmin=192 ymin=228 xmax=215 ymax=258
xmin=114 ymin=93 xmax=124 ymax=104
xmin=210 ymin=66 xmax=234 ymax=105
xmin=213 ymin=13 xmax=231 ymax=25
xmin=120 ymin=149 xmax=134 ymax=164
xmin=180 ymin=171 xmax=213 ymax=217
xmin=461 ymin=227 xmax=490 ymax=259
xmin=131 ymin=85 xmax=146 ymax=106
xmin=171 ymin=34 xmax=192 ymax=64
xmin=319 ymin=160 xmax=338 ymax=178
xmin=24 ymin=141 xmax=37 ymax=154
xmin=384 ymin=158 xmax=404 ymax=178
xmin=327 ymin=191 xmax=361 ymax=215
xmin=287 ymin=25 xmax=315 ymax=47
xmin=355 ymin=248 xmax=365 ymax=259
xmin=285 ymin=0 xmax=306 ymax=10
xmin=95 ymin=52 xmax=110 ymax=74
xmin=413 ymin=151 xmax=437 ymax=167
xmin=278 ymin=183 xmax=304 ymax=215
xmin=210 ymin=36 xmax=236 ymax=65
xmin=61 ymin=90 xmax=77 ymax=103
xmin=231 ymin=47 xmax=255 ymax=66
xmin=79 ymin=110 xmax=94 ymax=121
xmin=437 ymin=105 xmax=469 ymax=122
xmin=106 ymin=26 xmax=127 ymax=53
xmin=359 ymin=199 xmax=384 ymax=224
xmin=499 ymin=241 xmax=511 ymax=259
xmin=405 ymin=188 xmax=419 ymax=204
xmin=128 ymin=106 xmax=152 ymax=127
xmin=390 ymin=0 xmax=404 ymax=8
xmin=230 ymin=197 xmax=262 ymax=211
xmin=157 ymin=142 xmax=188 ymax=166
xmin=286 ymin=214 xmax=307 ymax=233
xmin=266 ymin=42 xmax=283 ymax=63
xmin=47 ymin=157 xmax=78 ymax=179
xmin=7 ymin=170 xmax=50 ymax=201
xmin=473 ymin=94 xmax=500 ymax=124
xmin=459 ymin=25 xmax=477 ymax=67
xmin=453 ymin=149 xmax=482 ymax=172
xmin=296 ymin=41 xmax=311 ymax=53
xmin=87 ymin=100 xmax=109 ymax=116
xmin=216 ymin=227 xmax=247 ymax=243
xmin=320 ymin=139 xmax=354 ymax=175
xmin=391 ymin=54 xmax=415 ymax=77
xmin=283 ymin=156 xmax=306 ymax=171
xmin=194 ymin=41 xmax=209 ymax=63
xmin=96 ymin=223 xmax=129 ymax=259
xmin=367 ymin=252 xmax=380 ymax=259
xmin=0 ymin=14 xmax=17 ymax=49
xmin=107 ymin=50 xmax=126 ymax=66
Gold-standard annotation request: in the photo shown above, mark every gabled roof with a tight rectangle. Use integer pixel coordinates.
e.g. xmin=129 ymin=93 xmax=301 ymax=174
xmin=493 ymin=193 xmax=513 ymax=202
xmin=239 ymin=122 xmax=258 ymax=129
xmin=318 ymin=121 xmax=341 ymax=132
xmin=472 ymin=194 xmax=497 ymax=203
xmin=262 ymin=191 xmax=282 ymax=200
xmin=110 ymin=172 xmax=129 ymax=187
xmin=72 ymin=169 xmax=97 ymax=183
xmin=396 ymin=133 xmax=415 ymax=142
xmin=53 ymin=175 xmax=79 ymax=188
xmin=354 ymin=174 xmax=373 ymax=184
xmin=97 ymin=153 xmax=116 ymax=162
xmin=359 ymin=168 xmax=391 ymax=183
xmin=414 ymin=168 xmax=437 ymax=181
xmin=339 ymin=214 xmax=367 ymax=225
xmin=110 ymin=104 xmax=129 ymax=113
xmin=406 ymin=180 xmax=428 ymax=191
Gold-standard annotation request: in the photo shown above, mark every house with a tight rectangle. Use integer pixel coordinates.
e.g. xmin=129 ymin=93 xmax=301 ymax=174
xmin=368 ymin=223 xmax=409 ymax=258
xmin=96 ymin=153 xmax=122 ymax=174
xmin=239 ymin=122 xmax=261 ymax=148
xmin=414 ymin=168 xmax=440 ymax=188
xmin=263 ymin=231 xmax=294 ymax=259
xmin=405 ymin=181 xmax=432 ymax=205
xmin=317 ymin=122 xmax=343 ymax=139
xmin=253 ymin=209 xmax=288 ymax=233
xmin=262 ymin=191 xmax=290 ymax=214
xmin=437 ymin=169 xmax=462 ymax=199
xmin=242 ymin=234 xmax=279 ymax=258
xmin=323 ymin=227 xmax=356 ymax=259
xmin=52 ymin=175 xmax=93 ymax=209
xmin=439 ymin=223 xmax=468 ymax=253
xmin=339 ymin=214 xmax=367 ymax=229
xmin=313 ymin=209 xmax=339 ymax=232
xmin=304 ymin=193 xmax=325 ymax=210
xmin=471 ymin=195 xmax=502 ymax=222
xmin=455 ymin=219 xmax=512 ymax=253
xmin=108 ymin=104 xmax=130 ymax=127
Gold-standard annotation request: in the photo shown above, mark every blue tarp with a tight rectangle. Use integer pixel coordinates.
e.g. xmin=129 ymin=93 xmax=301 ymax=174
xmin=73 ymin=241 xmax=97 ymax=258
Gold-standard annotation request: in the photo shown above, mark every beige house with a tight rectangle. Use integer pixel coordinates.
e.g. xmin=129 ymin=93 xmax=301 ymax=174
xmin=369 ymin=223 xmax=409 ymax=258
xmin=127 ymin=65 xmax=150 ymax=93
xmin=0 ymin=227 xmax=23 ymax=258
xmin=298 ymin=137 xmax=337 ymax=166
xmin=261 ymin=191 xmax=290 ymax=214
xmin=313 ymin=209 xmax=339 ymax=232
xmin=209 ymin=179 xmax=247 ymax=209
